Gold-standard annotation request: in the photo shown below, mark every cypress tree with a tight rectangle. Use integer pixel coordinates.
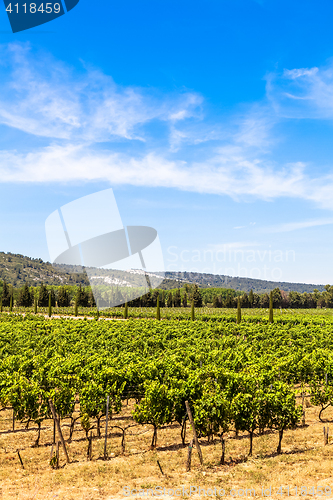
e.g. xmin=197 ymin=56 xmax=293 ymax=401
xmin=2 ymin=281 xmax=10 ymax=306
xmin=48 ymin=292 xmax=52 ymax=318
xmin=236 ymin=297 xmax=241 ymax=324
xmin=213 ymin=295 xmax=220 ymax=308
xmin=156 ymin=295 xmax=161 ymax=320
xmin=38 ymin=283 xmax=49 ymax=307
xmin=183 ymin=292 xmax=188 ymax=308
xmin=269 ymin=291 xmax=274 ymax=323
xmin=174 ymin=289 xmax=181 ymax=307
xmin=34 ymin=295 xmax=37 ymax=314
xmin=88 ymin=290 xmax=96 ymax=308
xmin=0 ymin=297 xmax=2 ymax=312
xmin=9 ymin=293 xmax=13 ymax=312
xmin=167 ymin=292 xmax=173 ymax=308
xmin=58 ymin=287 xmax=70 ymax=307
xmin=191 ymin=300 xmax=195 ymax=321
xmin=192 ymin=284 xmax=203 ymax=307
xmin=74 ymin=295 xmax=78 ymax=317
xmin=50 ymin=288 xmax=56 ymax=307
xmin=124 ymin=301 xmax=128 ymax=319
xmin=18 ymin=283 xmax=32 ymax=307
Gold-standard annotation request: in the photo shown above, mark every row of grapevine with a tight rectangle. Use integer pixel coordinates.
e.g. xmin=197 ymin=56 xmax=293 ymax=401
xmin=0 ymin=313 xmax=332 ymax=463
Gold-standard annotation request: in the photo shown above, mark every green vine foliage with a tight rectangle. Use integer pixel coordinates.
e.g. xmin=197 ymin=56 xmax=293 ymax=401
xmin=0 ymin=312 xmax=329 ymax=455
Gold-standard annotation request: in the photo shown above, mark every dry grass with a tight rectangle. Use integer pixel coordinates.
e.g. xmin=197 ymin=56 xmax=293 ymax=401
xmin=0 ymin=401 xmax=333 ymax=500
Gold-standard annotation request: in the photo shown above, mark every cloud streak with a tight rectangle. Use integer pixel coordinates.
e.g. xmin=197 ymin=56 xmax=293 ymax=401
xmin=262 ymin=217 xmax=333 ymax=233
xmin=1 ymin=143 xmax=333 ymax=210
xmin=0 ymin=43 xmax=203 ymax=143
xmin=266 ymin=63 xmax=333 ymax=119
xmin=2 ymin=43 xmax=333 ymax=214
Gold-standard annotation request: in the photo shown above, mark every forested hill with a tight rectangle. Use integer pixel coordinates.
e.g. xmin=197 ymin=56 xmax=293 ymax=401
xmin=162 ymin=271 xmax=326 ymax=294
xmin=0 ymin=252 xmax=89 ymax=287
xmin=0 ymin=251 xmax=326 ymax=293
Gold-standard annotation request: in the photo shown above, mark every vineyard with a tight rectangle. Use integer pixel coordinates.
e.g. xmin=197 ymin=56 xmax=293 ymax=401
xmin=1 ymin=309 xmax=333 ymax=498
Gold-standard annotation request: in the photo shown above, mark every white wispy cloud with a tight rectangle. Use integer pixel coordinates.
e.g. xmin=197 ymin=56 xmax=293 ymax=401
xmin=207 ymin=242 xmax=260 ymax=252
xmin=3 ymin=143 xmax=333 ymax=208
xmin=2 ymin=43 xmax=333 ymax=214
xmin=266 ymin=63 xmax=333 ymax=119
xmin=262 ymin=217 xmax=333 ymax=233
xmin=0 ymin=43 xmax=203 ymax=143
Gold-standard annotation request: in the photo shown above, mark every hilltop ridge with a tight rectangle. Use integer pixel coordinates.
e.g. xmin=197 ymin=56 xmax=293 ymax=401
xmin=0 ymin=251 xmax=325 ymax=294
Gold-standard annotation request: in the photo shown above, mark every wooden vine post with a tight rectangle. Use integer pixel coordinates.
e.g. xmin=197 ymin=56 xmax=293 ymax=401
xmin=269 ymin=291 xmax=274 ymax=323
xmin=104 ymin=394 xmax=110 ymax=460
xmin=324 ymin=426 xmax=329 ymax=445
xmin=49 ymin=399 xmax=70 ymax=463
xmin=87 ymin=432 xmax=93 ymax=460
xmin=185 ymin=401 xmax=203 ymax=465
xmin=156 ymin=296 xmax=161 ymax=321
xmin=17 ymin=450 xmax=24 ymax=469
xmin=302 ymin=392 xmax=306 ymax=426
xmin=236 ymin=297 xmax=241 ymax=324
xmin=186 ymin=439 xmax=194 ymax=471
xmin=56 ymin=441 xmax=60 ymax=469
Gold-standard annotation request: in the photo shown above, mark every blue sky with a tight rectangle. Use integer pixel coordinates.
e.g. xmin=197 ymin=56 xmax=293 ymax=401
xmin=1 ymin=0 xmax=333 ymax=284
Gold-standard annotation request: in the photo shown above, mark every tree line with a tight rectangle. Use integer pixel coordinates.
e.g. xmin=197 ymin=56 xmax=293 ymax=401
xmin=0 ymin=280 xmax=332 ymax=309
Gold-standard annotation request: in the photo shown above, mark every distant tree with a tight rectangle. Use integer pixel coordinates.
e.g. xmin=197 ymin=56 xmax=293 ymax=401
xmin=224 ymin=293 xmax=234 ymax=308
xmin=17 ymin=283 xmax=32 ymax=307
xmin=280 ymin=290 xmax=289 ymax=308
xmin=152 ymin=290 xmax=159 ymax=307
xmin=260 ymin=293 xmax=269 ymax=308
xmin=213 ymin=295 xmax=222 ymax=308
xmin=76 ymin=284 xmax=89 ymax=307
xmin=192 ymin=284 xmax=202 ymax=307
xmin=241 ymin=293 xmax=249 ymax=308
xmin=324 ymin=285 xmax=333 ymax=308
xmin=38 ymin=283 xmax=49 ymax=307
xmin=2 ymin=281 xmax=11 ymax=306
xmin=253 ymin=292 xmax=261 ymax=308
xmin=248 ymin=289 xmax=254 ymax=308
xmin=156 ymin=296 xmax=160 ymax=320
xmin=161 ymin=291 xmax=166 ymax=308
xmin=48 ymin=292 xmax=52 ymax=317
xmin=50 ymin=288 xmax=56 ymax=307
xmin=312 ymin=289 xmax=320 ymax=305
xmin=302 ymin=292 xmax=315 ymax=309
xmin=318 ymin=296 xmax=326 ymax=309
xmin=167 ymin=292 xmax=173 ymax=308
xmin=182 ymin=292 xmax=187 ymax=308
xmin=236 ymin=297 xmax=241 ymax=324
xmin=174 ymin=289 xmax=181 ymax=307
xmin=58 ymin=287 xmax=70 ymax=307
xmin=288 ymin=291 xmax=302 ymax=309
xmin=272 ymin=288 xmax=282 ymax=308
xmin=269 ymin=291 xmax=274 ymax=323
xmin=88 ymin=290 xmax=96 ymax=308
